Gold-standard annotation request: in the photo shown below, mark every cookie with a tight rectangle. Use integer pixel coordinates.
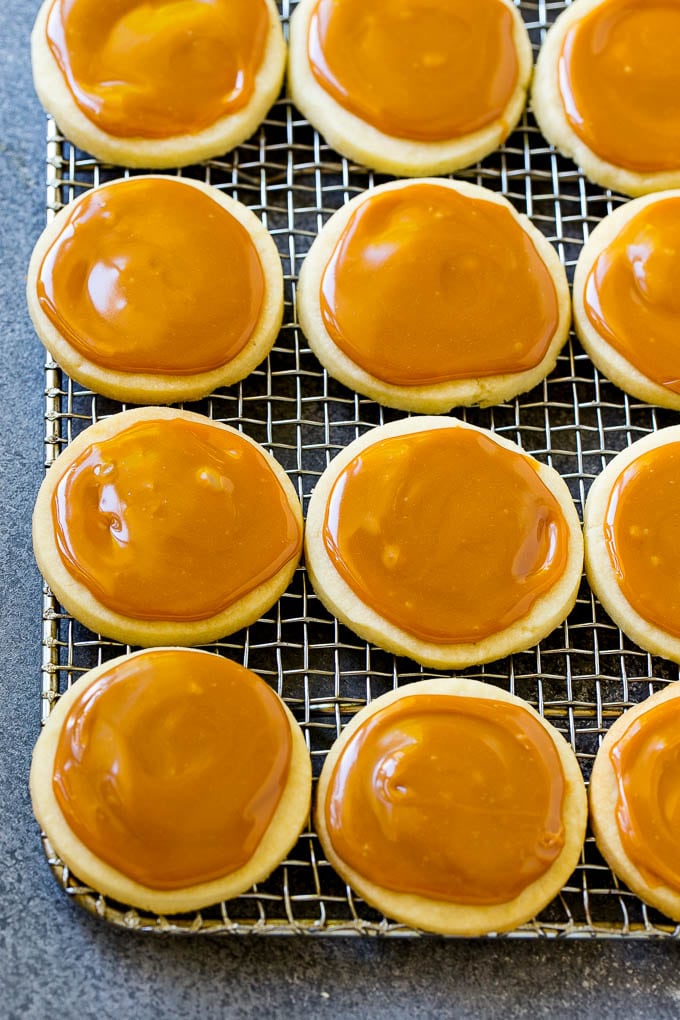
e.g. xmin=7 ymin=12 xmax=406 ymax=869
xmin=297 ymin=178 xmax=571 ymax=413
xmin=532 ymin=0 xmax=680 ymax=196
xmin=30 ymin=648 xmax=312 ymax=914
xmin=305 ymin=417 xmax=583 ymax=669
xmin=31 ymin=0 xmax=286 ymax=168
xmin=27 ymin=176 xmax=284 ymax=404
xmin=288 ymin=0 xmax=532 ymax=176
xmin=584 ymin=426 xmax=680 ymax=663
xmin=590 ymin=685 xmax=680 ymax=922
xmin=32 ymin=407 xmax=303 ymax=646
xmin=573 ymin=191 xmax=680 ymax=411
xmin=316 ymin=677 xmax=587 ymax=936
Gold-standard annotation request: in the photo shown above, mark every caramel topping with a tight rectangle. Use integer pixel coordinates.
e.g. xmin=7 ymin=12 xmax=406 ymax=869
xmin=52 ymin=417 xmax=301 ymax=621
xmin=584 ymin=197 xmax=680 ymax=394
xmin=37 ymin=178 xmax=266 ymax=376
xmin=609 ymin=697 xmax=680 ymax=892
xmin=323 ymin=428 xmax=569 ymax=645
xmin=53 ymin=649 xmax=292 ymax=889
xmin=558 ymin=0 xmax=680 ymax=173
xmin=325 ymin=693 xmax=566 ymax=904
xmin=320 ymin=184 xmax=560 ymax=386
xmin=308 ymin=0 xmax=520 ymax=142
xmin=46 ymin=0 xmax=270 ymax=138
xmin=604 ymin=442 xmax=680 ymax=637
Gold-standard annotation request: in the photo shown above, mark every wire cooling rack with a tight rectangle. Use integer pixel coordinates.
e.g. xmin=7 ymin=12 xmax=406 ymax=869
xmin=38 ymin=0 xmax=680 ymax=938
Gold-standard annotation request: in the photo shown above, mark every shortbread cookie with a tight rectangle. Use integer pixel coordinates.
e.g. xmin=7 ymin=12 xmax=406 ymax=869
xmin=298 ymin=179 xmax=571 ymax=412
xmin=31 ymin=0 xmax=286 ymax=168
xmin=33 ymin=407 xmax=303 ymax=646
xmin=27 ymin=176 xmax=283 ymax=404
xmin=305 ymin=417 xmax=583 ymax=669
xmin=316 ymin=677 xmax=587 ymax=936
xmin=573 ymin=192 xmax=680 ymax=411
xmin=532 ymin=0 xmax=680 ymax=196
xmin=584 ymin=427 xmax=680 ymax=663
xmin=289 ymin=0 xmax=532 ymax=176
xmin=590 ymin=685 xmax=680 ymax=921
xmin=31 ymin=648 xmax=312 ymax=914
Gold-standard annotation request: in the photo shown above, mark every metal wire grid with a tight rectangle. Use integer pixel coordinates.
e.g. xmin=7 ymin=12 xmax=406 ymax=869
xmin=37 ymin=0 xmax=680 ymax=938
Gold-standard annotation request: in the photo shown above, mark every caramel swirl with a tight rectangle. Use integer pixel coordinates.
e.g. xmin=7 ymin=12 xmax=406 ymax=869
xmin=46 ymin=0 xmax=270 ymax=138
xmin=320 ymin=184 xmax=559 ymax=386
xmin=307 ymin=0 xmax=520 ymax=141
xmin=325 ymin=693 xmax=566 ymax=904
xmin=323 ymin=428 xmax=569 ymax=644
xmin=584 ymin=197 xmax=680 ymax=394
xmin=609 ymin=697 xmax=680 ymax=892
xmin=37 ymin=178 xmax=265 ymax=376
xmin=604 ymin=442 xmax=680 ymax=636
xmin=558 ymin=0 xmax=680 ymax=173
xmin=53 ymin=649 xmax=292 ymax=889
xmin=52 ymin=417 xmax=302 ymax=621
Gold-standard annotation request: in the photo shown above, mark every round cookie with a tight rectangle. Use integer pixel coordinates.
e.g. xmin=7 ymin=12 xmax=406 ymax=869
xmin=304 ymin=417 xmax=584 ymax=669
xmin=288 ymin=0 xmax=532 ymax=177
xmin=590 ymin=685 xmax=680 ymax=921
xmin=297 ymin=178 xmax=571 ymax=413
xmin=584 ymin=426 xmax=680 ymax=663
xmin=27 ymin=176 xmax=284 ymax=405
xmin=30 ymin=648 xmax=312 ymax=914
xmin=532 ymin=0 xmax=680 ymax=196
xmin=573 ymin=191 xmax=680 ymax=411
xmin=31 ymin=0 xmax=286 ymax=168
xmin=32 ymin=407 xmax=303 ymax=646
xmin=316 ymin=677 xmax=587 ymax=936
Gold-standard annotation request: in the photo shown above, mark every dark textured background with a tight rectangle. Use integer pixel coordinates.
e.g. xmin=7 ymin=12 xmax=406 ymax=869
xmin=3 ymin=3 xmax=680 ymax=1016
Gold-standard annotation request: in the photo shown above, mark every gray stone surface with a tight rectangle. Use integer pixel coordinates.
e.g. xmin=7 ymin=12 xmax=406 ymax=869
xmin=2 ymin=3 xmax=680 ymax=1017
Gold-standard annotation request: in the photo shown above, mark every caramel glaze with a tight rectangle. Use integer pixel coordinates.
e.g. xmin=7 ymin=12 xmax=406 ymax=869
xmin=610 ymin=698 xmax=680 ymax=892
xmin=323 ymin=428 xmax=569 ymax=644
xmin=604 ymin=442 xmax=680 ymax=637
xmin=325 ymin=694 xmax=566 ymax=904
xmin=53 ymin=649 xmax=292 ymax=889
xmin=320 ymin=183 xmax=559 ymax=386
xmin=558 ymin=0 xmax=680 ymax=173
xmin=584 ymin=197 xmax=680 ymax=394
xmin=37 ymin=178 xmax=265 ymax=375
xmin=45 ymin=0 xmax=270 ymax=138
xmin=52 ymin=418 xmax=302 ymax=620
xmin=307 ymin=0 xmax=519 ymax=142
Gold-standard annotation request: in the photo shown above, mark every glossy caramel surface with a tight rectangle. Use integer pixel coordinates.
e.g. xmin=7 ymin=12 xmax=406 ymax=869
xmin=53 ymin=649 xmax=292 ymax=889
xmin=320 ymin=184 xmax=559 ymax=386
xmin=558 ymin=0 xmax=680 ymax=172
xmin=584 ymin=197 xmax=680 ymax=394
xmin=323 ymin=428 xmax=569 ymax=644
xmin=37 ymin=178 xmax=265 ymax=375
xmin=307 ymin=0 xmax=520 ymax=141
xmin=46 ymin=0 xmax=270 ymax=138
xmin=604 ymin=443 xmax=680 ymax=636
xmin=610 ymin=697 xmax=680 ymax=892
xmin=52 ymin=417 xmax=302 ymax=620
xmin=325 ymin=693 xmax=566 ymax=904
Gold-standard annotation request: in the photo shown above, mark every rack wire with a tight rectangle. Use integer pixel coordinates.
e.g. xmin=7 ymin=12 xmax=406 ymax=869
xmin=38 ymin=0 xmax=680 ymax=938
